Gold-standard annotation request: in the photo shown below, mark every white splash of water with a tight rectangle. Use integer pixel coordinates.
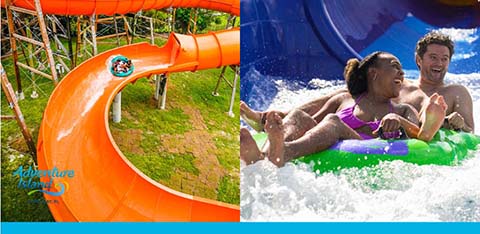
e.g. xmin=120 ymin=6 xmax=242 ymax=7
xmin=436 ymin=28 xmax=479 ymax=62
xmin=437 ymin=28 xmax=478 ymax=44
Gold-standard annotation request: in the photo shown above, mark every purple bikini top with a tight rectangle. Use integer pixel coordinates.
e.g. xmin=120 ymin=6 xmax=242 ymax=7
xmin=337 ymin=93 xmax=394 ymax=139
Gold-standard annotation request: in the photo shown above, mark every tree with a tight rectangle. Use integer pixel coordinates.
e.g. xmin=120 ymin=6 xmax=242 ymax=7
xmin=174 ymin=8 xmax=220 ymax=34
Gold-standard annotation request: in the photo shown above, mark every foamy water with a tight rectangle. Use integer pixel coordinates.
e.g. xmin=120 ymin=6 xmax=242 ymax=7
xmin=240 ymin=73 xmax=480 ymax=221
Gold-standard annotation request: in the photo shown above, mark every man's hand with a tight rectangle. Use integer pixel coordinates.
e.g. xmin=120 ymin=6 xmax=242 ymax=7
xmin=444 ymin=112 xmax=472 ymax=132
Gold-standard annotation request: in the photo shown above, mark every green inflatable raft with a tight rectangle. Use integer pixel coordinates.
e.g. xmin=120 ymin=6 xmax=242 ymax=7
xmin=253 ymin=128 xmax=480 ymax=172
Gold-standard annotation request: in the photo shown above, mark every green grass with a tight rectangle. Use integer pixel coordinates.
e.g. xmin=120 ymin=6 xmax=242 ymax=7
xmin=124 ymin=151 xmax=200 ymax=180
xmin=217 ymin=175 xmax=240 ymax=205
xmin=110 ymin=67 xmax=240 ymax=201
xmin=1 ymin=148 xmax=54 ymax=221
xmin=1 ymin=29 xmax=239 ymax=221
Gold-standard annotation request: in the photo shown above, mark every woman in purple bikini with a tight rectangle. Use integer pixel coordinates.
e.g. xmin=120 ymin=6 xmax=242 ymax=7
xmin=240 ymin=51 xmax=447 ymax=167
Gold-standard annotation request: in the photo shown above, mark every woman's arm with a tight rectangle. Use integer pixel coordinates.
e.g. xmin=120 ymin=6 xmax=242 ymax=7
xmin=373 ymin=104 xmax=425 ymax=140
xmin=373 ymin=113 xmax=420 ymax=139
xmin=399 ymin=104 xmax=422 ymax=139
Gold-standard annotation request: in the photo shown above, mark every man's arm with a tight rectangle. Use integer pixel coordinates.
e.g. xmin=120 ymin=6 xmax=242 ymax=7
xmin=295 ymin=88 xmax=347 ymax=116
xmin=312 ymin=93 xmax=348 ymax=123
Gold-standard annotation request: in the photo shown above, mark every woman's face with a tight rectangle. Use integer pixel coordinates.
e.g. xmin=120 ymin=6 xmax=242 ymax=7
xmin=373 ymin=54 xmax=404 ymax=98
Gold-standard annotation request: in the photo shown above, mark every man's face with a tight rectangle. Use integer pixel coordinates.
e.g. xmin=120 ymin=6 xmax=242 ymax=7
xmin=416 ymin=44 xmax=451 ymax=84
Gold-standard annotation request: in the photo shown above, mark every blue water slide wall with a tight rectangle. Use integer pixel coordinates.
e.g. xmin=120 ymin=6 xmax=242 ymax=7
xmin=240 ymin=0 xmax=480 ymax=102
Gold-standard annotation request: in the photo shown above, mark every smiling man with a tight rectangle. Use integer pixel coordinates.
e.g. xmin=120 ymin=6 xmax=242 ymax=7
xmin=394 ymin=31 xmax=474 ymax=132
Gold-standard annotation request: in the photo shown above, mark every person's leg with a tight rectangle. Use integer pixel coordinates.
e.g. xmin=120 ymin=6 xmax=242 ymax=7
xmin=418 ymin=93 xmax=448 ymax=141
xmin=277 ymin=109 xmax=317 ymax=141
xmin=260 ymin=109 xmax=317 ymax=155
xmin=263 ymin=112 xmax=285 ymax=166
xmin=239 ymin=89 xmax=347 ymax=132
xmin=266 ymin=113 xmax=362 ymax=167
xmin=240 ymin=101 xmax=284 ymax=132
xmin=240 ymin=128 xmax=264 ymax=165
xmin=240 ymin=108 xmax=318 ymax=165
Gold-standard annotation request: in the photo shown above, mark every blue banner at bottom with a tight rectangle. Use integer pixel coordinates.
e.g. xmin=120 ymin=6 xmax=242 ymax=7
xmin=2 ymin=222 xmax=479 ymax=234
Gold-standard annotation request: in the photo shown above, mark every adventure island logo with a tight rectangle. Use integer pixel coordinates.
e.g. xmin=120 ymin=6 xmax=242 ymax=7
xmin=13 ymin=165 xmax=75 ymax=204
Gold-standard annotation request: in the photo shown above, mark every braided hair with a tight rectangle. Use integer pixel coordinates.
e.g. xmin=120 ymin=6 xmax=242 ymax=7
xmin=343 ymin=51 xmax=384 ymax=96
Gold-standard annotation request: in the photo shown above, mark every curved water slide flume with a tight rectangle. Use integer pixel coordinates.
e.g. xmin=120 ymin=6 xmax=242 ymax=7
xmin=4 ymin=0 xmax=239 ymax=221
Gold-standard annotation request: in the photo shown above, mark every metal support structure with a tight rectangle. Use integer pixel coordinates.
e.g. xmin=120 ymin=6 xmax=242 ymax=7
xmin=0 ymin=63 xmax=37 ymax=163
xmin=4 ymin=0 xmax=75 ymax=100
xmin=5 ymin=0 xmax=23 ymax=98
xmin=133 ymin=14 xmax=156 ymax=44
xmin=1 ymin=8 xmax=12 ymax=59
xmin=155 ymin=74 xmax=168 ymax=109
xmin=212 ymin=65 xmax=236 ymax=96
xmin=211 ymin=15 xmax=239 ymax=116
xmin=95 ymin=14 xmax=130 ymax=44
xmin=47 ymin=15 xmax=71 ymax=75
xmin=212 ymin=15 xmax=237 ymax=96
xmin=33 ymin=0 xmax=58 ymax=84
xmin=75 ymin=14 xmax=130 ymax=65
xmin=211 ymin=65 xmax=239 ymax=116
xmin=132 ymin=10 xmax=172 ymax=44
xmin=228 ymin=66 xmax=239 ymax=117
xmin=112 ymin=92 xmax=122 ymax=123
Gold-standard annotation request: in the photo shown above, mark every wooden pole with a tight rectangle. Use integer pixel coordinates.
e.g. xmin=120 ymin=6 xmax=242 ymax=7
xmin=91 ymin=13 xmax=97 ymax=55
xmin=34 ymin=0 xmax=58 ymax=85
xmin=123 ymin=15 xmax=131 ymax=44
xmin=66 ymin=16 xmax=74 ymax=69
xmin=5 ymin=0 xmax=23 ymax=99
xmin=73 ymin=17 xmax=82 ymax=67
xmin=1 ymin=63 xmax=37 ymax=163
xmin=149 ymin=17 xmax=154 ymax=44
xmin=113 ymin=15 xmax=120 ymax=47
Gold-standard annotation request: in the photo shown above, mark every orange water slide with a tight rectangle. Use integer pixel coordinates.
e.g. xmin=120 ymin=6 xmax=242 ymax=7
xmin=1 ymin=0 xmax=239 ymax=16
xmin=37 ymin=29 xmax=239 ymax=221
xmin=6 ymin=0 xmax=241 ymax=221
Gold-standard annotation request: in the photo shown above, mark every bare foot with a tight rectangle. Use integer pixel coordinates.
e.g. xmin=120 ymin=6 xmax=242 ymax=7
xmin=240 ymin=101 xmax=264 ymax=132
xmin=264 ymin=112 xmax=286 ymax=167
xmin=240 ymin=128 xmax=264 ymax=165
xmin=419 ymin=93 xmax=447 ymax=141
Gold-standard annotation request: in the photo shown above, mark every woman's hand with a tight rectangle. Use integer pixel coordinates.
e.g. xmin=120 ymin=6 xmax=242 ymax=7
xmin=373 ymin=113 xmax=402 ymax=134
